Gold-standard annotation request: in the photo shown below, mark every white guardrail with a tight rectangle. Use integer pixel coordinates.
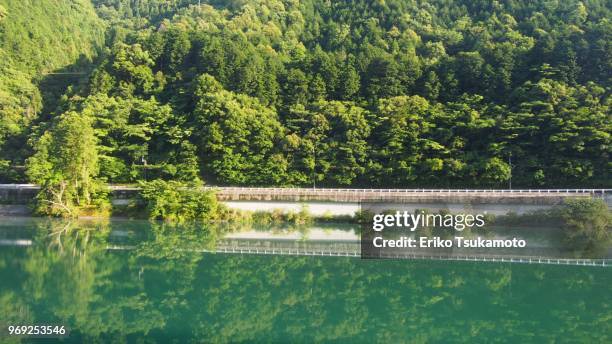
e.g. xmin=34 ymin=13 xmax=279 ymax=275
xmin=201 ymin=187 xmax=610 ymax=194
xmin=103 ymin=244 xmax=610 ymax=267
xmin=1 ymin=184 xmax=609 ymax=195
xmin=0 ymin=184 xmax=40 ymax=188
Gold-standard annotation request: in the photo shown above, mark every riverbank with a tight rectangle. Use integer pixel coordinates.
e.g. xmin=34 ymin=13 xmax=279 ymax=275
xmin=1 ymin=184 xmax=609 ymax=237
xmin=3 ymin=184 xmax=609 ymax=204
xmin=1 ymin=184 xmax=609 ymax=217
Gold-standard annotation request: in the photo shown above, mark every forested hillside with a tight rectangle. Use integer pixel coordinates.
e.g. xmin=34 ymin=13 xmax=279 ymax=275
xmin=0 ymin=0 xmax=105 ymax=180
xmin=1 ymin=0 xmax=610 ymax=189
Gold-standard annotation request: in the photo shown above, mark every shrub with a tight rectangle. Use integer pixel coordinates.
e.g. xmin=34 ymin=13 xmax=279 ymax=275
xmin=139 ymin=180 xmax=219 ymax=222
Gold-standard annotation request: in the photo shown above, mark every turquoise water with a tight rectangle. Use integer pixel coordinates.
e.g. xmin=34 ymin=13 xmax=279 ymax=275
xmin=0 ymin=218 xmax=610 ymax=343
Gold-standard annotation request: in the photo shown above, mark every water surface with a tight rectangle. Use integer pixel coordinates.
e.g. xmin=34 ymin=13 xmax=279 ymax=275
xmin=0 ymin=218 xmax=610 ymax=343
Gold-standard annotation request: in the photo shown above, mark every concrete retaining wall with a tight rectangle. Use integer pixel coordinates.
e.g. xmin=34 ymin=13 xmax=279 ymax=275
xmin=0 ymin=185 xmax=607 ymax=216
xmin=0 ymin=185 xmax=39 ymax=204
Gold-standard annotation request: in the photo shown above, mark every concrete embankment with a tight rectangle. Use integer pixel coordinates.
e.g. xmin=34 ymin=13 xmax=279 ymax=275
xmin=0 ymin=185 xmax=38 ymax=215
xmin=0 ymin=185 xmax=39 ymax=204
xmin=211 ymin=187 xmax=600 ymax=205
xmin=0 ymin=184 xmax=608 ymax=216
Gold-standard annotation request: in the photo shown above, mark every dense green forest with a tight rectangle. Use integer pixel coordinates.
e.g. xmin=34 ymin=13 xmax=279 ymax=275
xmin=0 ymin=0 xmax=610 ymax=195
xmin=0 ymin=0 xmax=105 ymax=188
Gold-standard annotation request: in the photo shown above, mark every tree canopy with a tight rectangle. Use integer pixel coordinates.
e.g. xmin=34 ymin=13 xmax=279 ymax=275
xmin=0 ymin=0 xmax=609 ymax=188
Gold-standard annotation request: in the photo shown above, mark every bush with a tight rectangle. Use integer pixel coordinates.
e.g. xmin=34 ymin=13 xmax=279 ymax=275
xmin=33 ymin=180 xmax=110 ymax=218
xmin=250 ymin=206 xmax=313 ymax=227
xmin=139 ymin=180 xmax=219 ymax=223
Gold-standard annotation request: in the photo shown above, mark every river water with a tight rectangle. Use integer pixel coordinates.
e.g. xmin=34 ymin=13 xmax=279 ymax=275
xmin=223 ymin=200 xmax=554 ymax=216
xmin=0 ymin=218 xmax=610 ymax=342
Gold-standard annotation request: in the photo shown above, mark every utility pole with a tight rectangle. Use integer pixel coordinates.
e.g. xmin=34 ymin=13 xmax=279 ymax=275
xmin=312 ymin=145 xmax=316 ymax=189
xmin=142 ymin=157 xmax=148 ymax=182
xmin=508 ymin=152 xmax=512 ymax=190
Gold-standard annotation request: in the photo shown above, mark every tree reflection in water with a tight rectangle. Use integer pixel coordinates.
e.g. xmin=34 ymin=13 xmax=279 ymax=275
xmin=0 ymin=219 xmax=609 ymax=343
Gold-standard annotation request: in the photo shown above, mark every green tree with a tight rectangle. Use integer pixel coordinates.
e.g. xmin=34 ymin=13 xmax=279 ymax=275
xmin=26 ymin=112 xmax=105 ymax=216
xmin=338 ymin=60 xmax=360 ymax=99
xmin=192 ymin=74 xmax=288 ymax=185
xmin=139 ymin=179 xmax=219 ymax=222
xmin=371 ymin=95 xmax=433 ymax=186
xmin=2 ymin=0 xmax=611 ymax=189
xmin=287 ymin=101 xmax=371 ymax=186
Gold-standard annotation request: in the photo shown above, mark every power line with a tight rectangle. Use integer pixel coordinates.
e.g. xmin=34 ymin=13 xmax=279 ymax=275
xmin=41 ymin=72 xmax=87 ymax=75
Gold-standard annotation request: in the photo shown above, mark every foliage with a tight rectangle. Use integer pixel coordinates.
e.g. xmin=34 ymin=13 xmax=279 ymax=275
xmin=26 ymin=111 xmax=108 ymax=217
xmin=0 ymin=0 xmax=104 ymax=181
xmin=0 ymin=0 xmax=103 ymax=74
xmin=139 ymin=179 xmax=219 ymax=222
xmin=560 ymin=198 xmax=611 ymax=254
xmin=251 ymin=205 xmax=313 ymax=227
xmin=0 ymin=0 xmax=609 ymax=188
xmin=192 ymin=74 xmax=288 ymax=185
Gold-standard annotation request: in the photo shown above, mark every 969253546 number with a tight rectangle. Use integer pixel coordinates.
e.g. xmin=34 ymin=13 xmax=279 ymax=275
xmin=5 ymin=325 xmax=69 ymax=337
